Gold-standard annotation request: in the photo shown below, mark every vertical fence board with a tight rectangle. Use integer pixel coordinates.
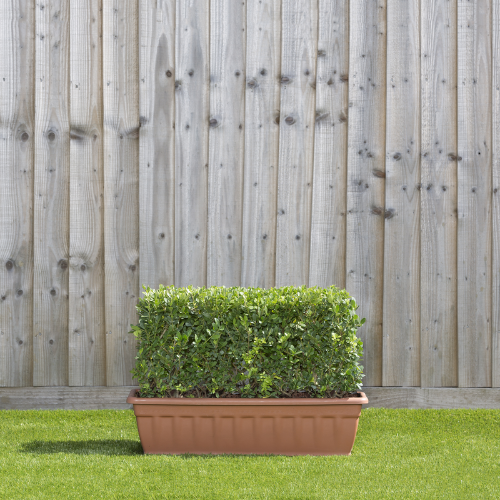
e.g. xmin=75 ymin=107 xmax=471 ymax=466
xmin=69 ymin=0 xmax=106 ymax=386
xmin=494 ymin=0 xmax=500 ymax=388
xmin=175 ymin=0 xmax=209 ymax=287
xmin=241 ymin=0 xmax=281 ymax=288
xmin=383 ymin=0 xmax=421 ymax=387
xmin=139 ymin=0 xmax=175 ymax=291
xmin=420 ymin=0 xmax=458 ymax=388
xmin=207 ymin=0 xmax=246 ymax=287
xmin=103 ymin=0 xmax=140 ymax=386
xmin=457 ymin=0 xmax=492 ymax=387
xmin=309 ymin=0 xmax=349 ymax=289
xmin=345 ymin=0 xmax=386 ymax=386
xmin=275 ymin=0 xmax=318 ymax=287
xmin=33 ymin=0 xmax=70 ymax=386
xmin=0 ymin=0 xmax=34 ymax=387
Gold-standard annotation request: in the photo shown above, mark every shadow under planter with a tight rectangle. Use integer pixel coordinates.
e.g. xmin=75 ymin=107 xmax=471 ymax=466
xmin=127 ymin=389 xmax=368 ymax=456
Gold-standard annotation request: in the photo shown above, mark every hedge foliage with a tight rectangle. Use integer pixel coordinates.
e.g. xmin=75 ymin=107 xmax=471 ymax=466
xmin=130 ymin=286 xmax=365 ymax=398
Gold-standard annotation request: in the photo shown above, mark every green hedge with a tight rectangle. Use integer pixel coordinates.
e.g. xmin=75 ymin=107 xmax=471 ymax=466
xmin=130 ymin=286 xmax=365 ymax=398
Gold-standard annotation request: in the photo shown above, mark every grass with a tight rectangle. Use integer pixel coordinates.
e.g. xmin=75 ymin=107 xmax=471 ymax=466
xmin=0 ymin=408 xmax=499 ymax=499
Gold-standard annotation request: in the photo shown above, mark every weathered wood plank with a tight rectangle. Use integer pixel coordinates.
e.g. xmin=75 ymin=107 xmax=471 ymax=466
xmin=175 ymin=0 xmax=209 ymax=287
xmin=308 ymin=0 xmax=349 ymax=289
xmin=420 ymin=0 xmax=458 ymax=387
xmin=1 ymin=386 xmax=499 ymax=410
xmin=383 ymin=0 xmax=421 ymax=387
xmin=0 ymin=0 xmax=35 ymax=387
xmin=363 ymin=387 xmax=500 ymax=409
xmin=0 ymin=386 xmax=135 ymax=410
xmin=241 ymin=0 xmax=281 ymax=288
xmin=69 ymin=0 xmax=106 ymax=386
xmin=494 ymin=0 xmax=500 ymax=388
xmin=139 ymin=0 xmax=175 ymax=290
xmin=33 ymin=0 xmax=70 ymax=386
xmin=275 ymin=0 xmax=318 ymax=287
xmin=207 ymin=0 xmax=246 ymax=286
xmin=345 ymin=0 xmax=386 ymax=386
xmin=103 ymin=0 xmax=140 ymax=386
xmin=457 ymin=0 xmax=492 ymax=387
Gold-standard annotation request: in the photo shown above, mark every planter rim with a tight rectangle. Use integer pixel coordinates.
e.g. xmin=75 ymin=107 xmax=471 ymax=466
xmin=127 ymin=389 xmax=368 ymax=406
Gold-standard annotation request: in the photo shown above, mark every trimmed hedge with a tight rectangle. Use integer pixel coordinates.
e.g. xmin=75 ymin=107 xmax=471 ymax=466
xmin=131 ymin=286 xmax=365 ymax=398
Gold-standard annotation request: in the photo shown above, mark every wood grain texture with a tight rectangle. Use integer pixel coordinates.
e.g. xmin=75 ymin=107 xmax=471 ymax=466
xmin=345 ymin=0 xmax=386 ymax=386
xmin=2 ymin=386 xmax=499 ymax=410
xmin=457 ymin=0 xmax=492 ymax=387
xmin=139 ymin=0 xmax=175 ymax=290
xmin=420 ymin=0 xmax=458 ymax=387
xmin=69 ymin=0 xmax=106 ymax=386
xmin=383 ymin=0 xmax=421 ymax=387
xmin=308 ymin=0 xmax=349 ymax=289
xmin=33 ymin=0 xmax=70 ymax=386
xmin=494 ymin=0 xmax=500 ymax=388
xmin=241 ymin=0 xmax=281 ymax=288
xmin=207 ymin=0 xmax=246 ymax=286
xmin=103 ymin=0 xmax=139 ymax=386
xmin=0 ymin=0 xmax=35 ymax=387
xmin=175 ymin=0 xmax=209 ymax=287
xmin=275 ymin=0 xmax=318 ymax=287
xmin=362 ymin=387 xmax=500 ymax=409
xmin=0 ymin=386 xmax=135 ymax=410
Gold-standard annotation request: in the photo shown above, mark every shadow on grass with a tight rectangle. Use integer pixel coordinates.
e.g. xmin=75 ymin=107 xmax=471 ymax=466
xmin=20 ymin=439 xmax=143 ymax=456
xmin=20 ymin=441 xmax=255 ymax=459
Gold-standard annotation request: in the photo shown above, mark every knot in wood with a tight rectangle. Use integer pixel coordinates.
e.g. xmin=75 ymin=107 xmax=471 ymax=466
xmin=281 ymin=76 xmax=290 ymax=84
xmin=247 ymin=79 xmax=257 ymax=89
xmin=5 ymin=260 xmax=13 ymax=271
xmin=372 ymin=169 xmax=385 ymax=178
xmin=21 ymin=132 xmax=29 ymax=142
xmin=209 ymin=118 xmax=218 ymax=127
xmin=285 ymin=116 xmax=295 ymax=125
xmin=385 ymin=208 xmax=396 ymax=219
xmin=393 ymin=152 xmax=402 ymax=161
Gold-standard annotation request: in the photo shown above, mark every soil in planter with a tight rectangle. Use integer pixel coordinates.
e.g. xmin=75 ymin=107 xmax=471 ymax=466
xmin=134 ymin=389 xmax=360 ymax=399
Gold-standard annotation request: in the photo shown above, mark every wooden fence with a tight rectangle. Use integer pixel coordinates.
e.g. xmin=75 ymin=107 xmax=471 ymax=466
xmin=0 ymin=0 xmax=499 ymax=391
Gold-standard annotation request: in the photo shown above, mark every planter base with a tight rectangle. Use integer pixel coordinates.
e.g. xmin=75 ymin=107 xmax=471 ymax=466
xmin=127 ymin=390 xmax=368 ymax=455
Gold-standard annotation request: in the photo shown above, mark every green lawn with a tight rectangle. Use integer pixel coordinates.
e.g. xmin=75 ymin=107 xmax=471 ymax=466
xmin=0 ymin=408 xmax=498 ymax=499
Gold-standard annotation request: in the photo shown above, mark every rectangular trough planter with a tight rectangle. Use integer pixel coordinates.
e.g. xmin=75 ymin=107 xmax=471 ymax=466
xmin=127 ymin=389 xmax=368 ymax=455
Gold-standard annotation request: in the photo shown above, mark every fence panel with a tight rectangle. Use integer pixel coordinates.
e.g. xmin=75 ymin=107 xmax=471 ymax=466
xmin=1 ymin=0 xmax=499 ymax=392
xmin=33 ymin=0 xmax=70 ymax=387
xmin=0 ymin=0 xmax=35 ymax=387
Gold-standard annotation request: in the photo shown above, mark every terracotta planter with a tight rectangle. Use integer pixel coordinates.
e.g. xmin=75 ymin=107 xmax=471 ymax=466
xmin=127 ymin=389 xmax=368 ymax=455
